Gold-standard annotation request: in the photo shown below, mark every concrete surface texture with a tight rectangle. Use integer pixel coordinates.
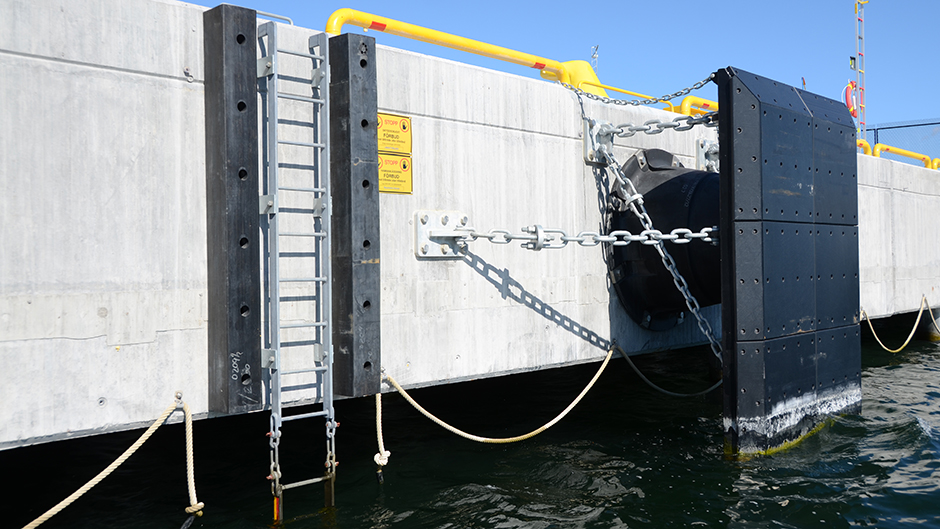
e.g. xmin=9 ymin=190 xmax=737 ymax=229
xmin=858 ymin=154 xmax=940 ymax=317
xmin=0 ymin=0 xmax=937 ymax=448
xmin=0 ymin=0 xmax=209 ymax=448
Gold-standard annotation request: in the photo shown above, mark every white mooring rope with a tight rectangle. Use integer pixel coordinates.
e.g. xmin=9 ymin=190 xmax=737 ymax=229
xmin=22 ymin=393 xmax=203 ymax=529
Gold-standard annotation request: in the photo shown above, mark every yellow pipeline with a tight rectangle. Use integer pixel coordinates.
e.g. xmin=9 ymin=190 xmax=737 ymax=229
xmin=933 ymin=158 xmax=940 ymax=170
xmin=680 ymin=95 xmax=718 ymax=116
xmin=873 ymin=143 xmax=931 ymax=167
xmin=857 ymin=139 xmax=872 ymax=155
xmin=578 ymin=80 xmax=656 ymax=101
xmin=326 ymin=8 xmax=609 ymax=96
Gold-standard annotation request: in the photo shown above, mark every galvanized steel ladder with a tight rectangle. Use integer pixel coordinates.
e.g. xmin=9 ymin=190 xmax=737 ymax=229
xmin=257 ymin=21 xmax=336 ymax=519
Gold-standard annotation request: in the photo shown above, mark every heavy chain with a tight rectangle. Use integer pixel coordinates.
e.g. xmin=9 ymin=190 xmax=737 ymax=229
xmin=606 ymin=155 xmax=723 ymax=364
xmin=268 ymin=413 xmax=282 ymax=497
xmin=562 ymin=72 xmax=716 ymax=107
xmin=456 ymin=226 xmax=716 ymax=251
xmin=611 ymin=112 xmax=717 ymax=138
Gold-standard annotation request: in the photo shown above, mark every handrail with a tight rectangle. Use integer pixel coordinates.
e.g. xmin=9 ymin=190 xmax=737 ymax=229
xmin=326 ymin=9 xmax=571 ymax=83
xmin=679 ymin=96 xmax=718 ymax=116
xmin=857 ymin=139 xmax=872 ymax=155
xmin=872 ymin=143 xmax=931 ymax=167
xmin=660 ymin=96 xmax=719 ymax=117
xmin=578 ymin=79 xmax=656 ymax=101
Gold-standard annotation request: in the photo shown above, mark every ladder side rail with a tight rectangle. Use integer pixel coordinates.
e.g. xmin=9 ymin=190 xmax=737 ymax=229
xmin=312 ymin=31 xmax=337 ymax=475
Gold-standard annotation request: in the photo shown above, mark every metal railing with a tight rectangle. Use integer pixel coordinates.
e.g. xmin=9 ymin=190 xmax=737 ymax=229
xmin=326 ymin=9 xmax=575 ymax=85
xmin=872 ymin=143 xmax=932 ymax=168
xmin=662 ymin=95 xmax=718 ymax=116
xmin=325 ymin=8 xmax=718 ymax=114
xmin=857 ymin=139 xmax=872 ymax=155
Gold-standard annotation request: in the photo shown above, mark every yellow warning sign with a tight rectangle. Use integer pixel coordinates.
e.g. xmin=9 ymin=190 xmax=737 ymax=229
xmin=377 ymin=113 xmax=412 ymax=154
xmin=378 ymin=153 xmax=413 ymax=194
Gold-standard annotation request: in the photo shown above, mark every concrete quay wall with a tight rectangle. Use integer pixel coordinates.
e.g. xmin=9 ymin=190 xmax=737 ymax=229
xmin=1 ymin=0 xmax=936 ymax=448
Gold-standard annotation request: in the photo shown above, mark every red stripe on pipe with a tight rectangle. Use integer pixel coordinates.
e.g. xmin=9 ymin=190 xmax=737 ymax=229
xmin=533 ymin=62 xmax=546 ymax=70
xmin=369 ymin=21 xmax=387 ymax=31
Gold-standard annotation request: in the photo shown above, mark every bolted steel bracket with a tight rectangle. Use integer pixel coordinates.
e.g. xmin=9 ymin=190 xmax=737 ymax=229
xmin=696 ymin=139 xmax=720 ymax=173
xmin=583 ymin=118 xmax=618 ymax=165
xmin=257 ymin=57 xmax=273 ymax=79
xmin=260 ymin=194 xmax=277 ymax=215
xmin=262 ymin=349 xmax=276 ymax=369
xmin=414 ymin=210 xmax=469 ymax=259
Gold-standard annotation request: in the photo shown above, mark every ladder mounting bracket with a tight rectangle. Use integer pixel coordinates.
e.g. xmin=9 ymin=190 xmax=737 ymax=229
xmin=262 ymin=348 xmax=276 ymax=369
xmin=260 ymin=194 xmax=277 ymax=215
xmin=257 ymin=57 xmax=273 ymax=79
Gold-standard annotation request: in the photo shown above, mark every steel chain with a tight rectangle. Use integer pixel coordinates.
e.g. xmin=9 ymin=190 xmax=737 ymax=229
xmin=607 ymin=155 xmax=724 ymax=364
xmin=268 ymin=414 xmax=282 ymax=496
xmin=448 ymin=74 xmax=724 ymax=363
xmin=456 ymin=226 xmax=716 ymax=250
xmin=561 ymin=72 xmax=715 ymax=107
xmin=613 ymin=113 xmax=718 ymax=138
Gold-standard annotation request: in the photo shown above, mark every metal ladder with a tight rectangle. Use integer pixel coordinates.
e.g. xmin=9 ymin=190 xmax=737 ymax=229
xmin=257 ymin=21 xmax=335 ymax=520
xmin=855 ymin=0 xmax=867 ymax=137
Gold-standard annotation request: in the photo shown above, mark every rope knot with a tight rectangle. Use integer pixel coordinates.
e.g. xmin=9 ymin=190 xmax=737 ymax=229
xmin=373 ymin=450 xmax=391 ymax=467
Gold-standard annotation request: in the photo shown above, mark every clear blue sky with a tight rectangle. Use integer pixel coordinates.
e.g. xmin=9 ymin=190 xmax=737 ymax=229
xmin=190 ymin=0 xmax=937 ymax=126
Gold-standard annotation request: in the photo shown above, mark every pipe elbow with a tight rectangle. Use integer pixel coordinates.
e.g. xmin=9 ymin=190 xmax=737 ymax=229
xmin=326 ymin=8 xmax=356 ymax=35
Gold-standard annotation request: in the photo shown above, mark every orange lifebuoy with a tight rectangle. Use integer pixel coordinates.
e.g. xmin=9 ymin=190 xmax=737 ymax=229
xmin=844 ymin=81 xmax=858 ymax=118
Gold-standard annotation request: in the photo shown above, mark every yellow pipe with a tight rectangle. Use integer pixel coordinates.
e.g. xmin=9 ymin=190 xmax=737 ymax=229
xmin=933 ymin=158 xmax=940 ymax=170
xmin=679 ymin=95 xmax=718 ymax=116
xmin=857 ymin=139 xmax=871 ymax=155
xmin=326 ymin=8 xmax=571 ymax=84
xmin=872 ymin=143 xmax=931 ymax=167
xmin=578 ymin=79 xmax=655 ymax=101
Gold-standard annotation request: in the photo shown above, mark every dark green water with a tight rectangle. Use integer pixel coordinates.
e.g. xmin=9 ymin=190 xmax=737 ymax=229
xmin=7 ymin=318 xmax=940 ymax=528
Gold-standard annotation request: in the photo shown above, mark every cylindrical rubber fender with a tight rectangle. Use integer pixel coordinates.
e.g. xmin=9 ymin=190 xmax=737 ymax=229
xmin=607 ymin=148 xmax=720 ymax=331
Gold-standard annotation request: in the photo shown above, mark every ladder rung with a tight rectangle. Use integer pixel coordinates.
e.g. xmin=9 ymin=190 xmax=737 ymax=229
xmin=280 ymin=322 xmax=327 ymax=329
xmin=276 ymin=92 xmax=325 ymax=105
xmin=277 ymin=162 xmax=316 ymax=171
xmin=279 ymin=252 xmax=318 ymax=259
xmin=282 ymin=475 xmax=328 ymax=490
xmin=282 ymin=366 xmax=329 ymax=375
xmin=279 ymin=295 xmax=318 ymax=303
xmin=279 ymin=277 xmax=327 ymax=283
xmin=281 ymin=410 xmax=328 ymax=422
xmin=281 ymin=339 xmax=320 ymax=348
xmin=277 ymin=139 xmax=326 ymax=148
xmin=278 ymin=186 xmax=325 ymax=193
xmin=276 ymin=48 xmax=325 ymax=61
xmin=280 ymin=232 xmax=326 ymax=238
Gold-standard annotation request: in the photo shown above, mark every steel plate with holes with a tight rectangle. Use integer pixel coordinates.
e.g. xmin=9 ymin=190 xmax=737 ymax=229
xmin=414 ymin=210 xmax=469 ymax=259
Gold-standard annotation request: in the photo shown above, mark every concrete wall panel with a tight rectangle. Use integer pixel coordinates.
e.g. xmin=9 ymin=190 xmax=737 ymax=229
xmin=0 ymin=0 xmax=209 ymax=448
xmin=1 ymin=0 xmax=938 ymax=447
xmin=858 ymin=154 xmax=940 ymax=317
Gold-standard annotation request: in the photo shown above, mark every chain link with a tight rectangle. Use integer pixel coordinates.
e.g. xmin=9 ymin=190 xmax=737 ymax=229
xmin=268 ymin=413 xmax=282 ymax=496
xmin=612 ymin=113 xmax=718 ymax=138
xmin=456 ymin=226 xmax=716 ymax=250
xmin=607 ymin=155 xmax=723 ymax=364
xmin=445 ymin=74 xmax=725 ymax=363
xmin=562 ymin=72 xmax=716 ymax=107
